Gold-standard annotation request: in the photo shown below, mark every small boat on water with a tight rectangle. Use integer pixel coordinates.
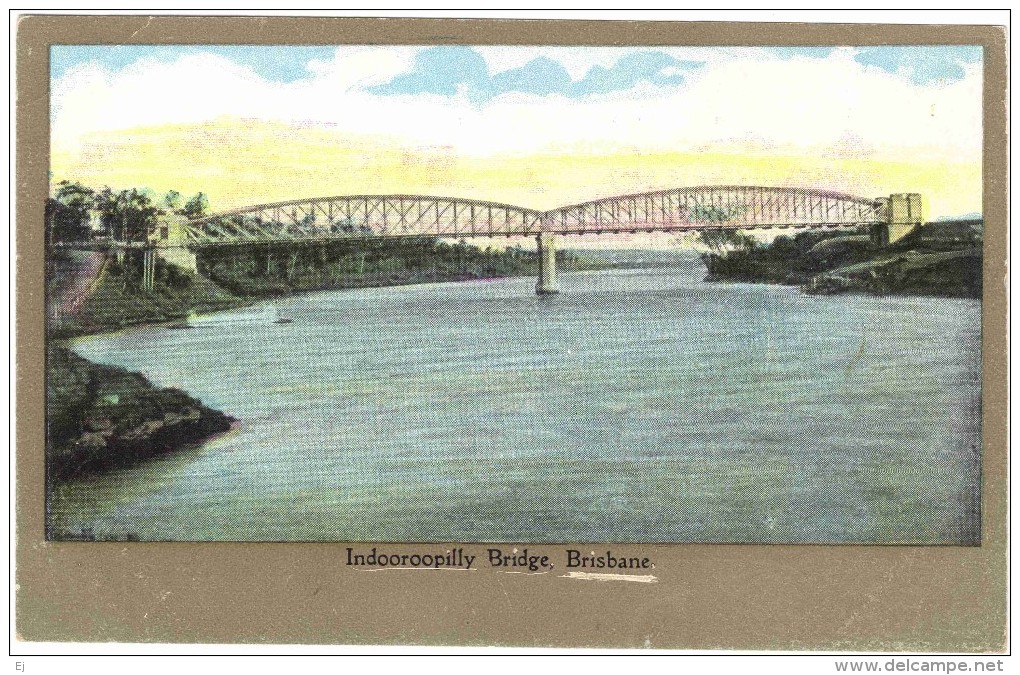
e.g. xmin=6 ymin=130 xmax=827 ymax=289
xmin=167 ymin=312 xmax=200 ymax=330
xmin=270 ymin=306 xmax=294 ymax=324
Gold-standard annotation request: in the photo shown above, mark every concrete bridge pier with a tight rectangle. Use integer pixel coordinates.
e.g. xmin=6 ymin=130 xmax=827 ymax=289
xmin=141 ymin=248 xmax=155 ymax=291
xmin=536 ymin=232 xmax=559 ymax=295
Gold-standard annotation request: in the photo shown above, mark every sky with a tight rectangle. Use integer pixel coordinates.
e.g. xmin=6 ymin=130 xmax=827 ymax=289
xmin=49 ymin=44 xmax=983 ymax=226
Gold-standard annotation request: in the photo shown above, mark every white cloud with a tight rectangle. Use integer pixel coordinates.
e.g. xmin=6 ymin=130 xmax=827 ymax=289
xmin=50 ymin=46 xmax=982 ymax=164
xmin=304 ymin=46 xmax=422 ymax=89
xmin=474 ymin=46 xmax=650 ymax=80
xmin=472 ymin=46 xmax=760 ymax=81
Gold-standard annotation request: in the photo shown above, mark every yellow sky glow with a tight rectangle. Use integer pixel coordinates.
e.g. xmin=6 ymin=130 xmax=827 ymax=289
xmin=51 ymin=118 xmax=981 ymax=223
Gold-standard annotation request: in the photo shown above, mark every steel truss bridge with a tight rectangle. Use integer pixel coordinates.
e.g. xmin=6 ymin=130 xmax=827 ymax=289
xmin=74 ymin=185 xmax=920 ymax=294
xmin=180 ymin=186 xmax=889 ymax=246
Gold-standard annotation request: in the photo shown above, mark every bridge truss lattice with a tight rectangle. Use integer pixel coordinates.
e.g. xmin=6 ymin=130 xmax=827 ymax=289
xmin=178 ymin=186 xmax=887 ymax=247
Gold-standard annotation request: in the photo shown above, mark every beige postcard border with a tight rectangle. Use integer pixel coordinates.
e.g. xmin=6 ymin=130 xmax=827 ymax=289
xmin=14 ymin=16 xmax=1008 ymax=650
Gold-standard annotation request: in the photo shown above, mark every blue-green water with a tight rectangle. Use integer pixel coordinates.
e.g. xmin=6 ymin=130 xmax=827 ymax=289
xmin=52 ymin=263 xmax=982 ymax=543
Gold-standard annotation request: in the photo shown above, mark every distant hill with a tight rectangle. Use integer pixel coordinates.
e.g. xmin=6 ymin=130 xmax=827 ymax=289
xmin=936 ymin=213 xmax=982 ymax=222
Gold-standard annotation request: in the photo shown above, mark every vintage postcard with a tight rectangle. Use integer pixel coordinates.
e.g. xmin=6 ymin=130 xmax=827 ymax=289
xmin=15 ymin=15 xmax=1008 ymax=651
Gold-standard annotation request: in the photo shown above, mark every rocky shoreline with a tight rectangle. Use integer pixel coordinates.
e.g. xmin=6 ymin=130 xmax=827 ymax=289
xmin=47 ymin=346 xmax=234 ymax=481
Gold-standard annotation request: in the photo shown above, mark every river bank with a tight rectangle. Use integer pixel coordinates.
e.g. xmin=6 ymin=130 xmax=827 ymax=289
xmin=47 ymin=251 xmax=245 ymax=490
xmin=802 ymin=248 xmax=982 ymax=297
xmin=50 ymin=241 xmax=611 ymax=339
xmin=48 ymin=249 xmax=249 ymax=339
xmin=701 ymin=226 xmax=983 ymax=299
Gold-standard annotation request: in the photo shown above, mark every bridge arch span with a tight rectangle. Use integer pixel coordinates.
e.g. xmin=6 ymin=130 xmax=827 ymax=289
xmin=545 ymin=185 xmax=886 ymax=235
xmin=182 ymin=194 xmax=546 ymax=246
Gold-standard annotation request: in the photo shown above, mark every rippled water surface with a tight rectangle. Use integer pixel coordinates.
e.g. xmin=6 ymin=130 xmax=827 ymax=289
xmin=52 ymin=262 xmax=982 ymax=543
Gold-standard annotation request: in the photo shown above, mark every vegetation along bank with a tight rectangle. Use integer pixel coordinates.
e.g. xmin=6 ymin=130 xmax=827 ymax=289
xmin=698 ymin=221 xmax=982 ymax=299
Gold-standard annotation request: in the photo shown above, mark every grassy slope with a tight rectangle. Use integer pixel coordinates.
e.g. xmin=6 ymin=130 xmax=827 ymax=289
xmin=805 ymin=247 xmax=982 ymax=298
xmin=703 ymin=230 xmax=982 ymax=299
xmin=49 ymin=252 xmax=246 ymax=339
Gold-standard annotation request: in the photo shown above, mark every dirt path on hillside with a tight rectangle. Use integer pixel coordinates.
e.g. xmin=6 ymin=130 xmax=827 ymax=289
xmin=49 ymin=251 xmax=107 ymax=322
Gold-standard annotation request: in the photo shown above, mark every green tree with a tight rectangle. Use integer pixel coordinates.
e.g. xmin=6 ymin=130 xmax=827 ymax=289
xmin=697 ymin=229 xmax=757 ymax=255
xmin=163 ymin=190 xmax=182 ymax=212
xmin=46 ymin=181 xmax=95 ymax=243
xmin=96 ymin=187 xmax=161 ymax=242
xmin=181 ymin=192 xmax=209 ymax=219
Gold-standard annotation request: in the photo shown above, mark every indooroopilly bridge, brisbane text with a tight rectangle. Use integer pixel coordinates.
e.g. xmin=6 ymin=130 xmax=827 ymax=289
xmin=345 ymin=547 xmax=654 ymax=572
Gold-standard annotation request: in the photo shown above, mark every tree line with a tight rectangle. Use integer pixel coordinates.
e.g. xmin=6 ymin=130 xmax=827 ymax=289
xmin=699 ymin=227 xmax=874 ymax=285
xmin=46 ymin=180 xmax=208 ymax=244
xmin=198 ymin=238 xmax=547 ymax=296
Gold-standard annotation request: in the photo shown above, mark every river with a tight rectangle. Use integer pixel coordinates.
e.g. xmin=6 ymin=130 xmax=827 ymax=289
xmin=51 ymin=260 xmax=982 ymax=543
